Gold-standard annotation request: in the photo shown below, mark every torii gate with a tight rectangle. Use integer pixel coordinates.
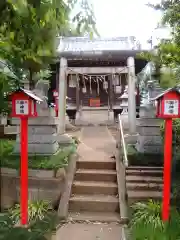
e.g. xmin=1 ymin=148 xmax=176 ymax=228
xmin=58 ymin=57 xmax=137 ymax=135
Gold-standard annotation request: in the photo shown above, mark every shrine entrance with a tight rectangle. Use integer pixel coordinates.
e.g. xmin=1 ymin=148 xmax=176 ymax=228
xmin=79 ymin=75 xmax=109 ymax=108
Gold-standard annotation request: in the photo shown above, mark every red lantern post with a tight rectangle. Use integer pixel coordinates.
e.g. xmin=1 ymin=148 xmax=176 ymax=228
xmin=152 ymin=88 xmax=180 ymax=222
xmin=10 ymin=88 xmax=42 ymax=225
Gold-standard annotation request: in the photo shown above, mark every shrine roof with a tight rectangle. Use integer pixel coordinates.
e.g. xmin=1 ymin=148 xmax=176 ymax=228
xmin=151 ymin=86 xmax=180 ymax=101
xmin=57 ymin=36 xmax=145 ymax=58
xmin=13 ymin=88 xmax=43 ymax=102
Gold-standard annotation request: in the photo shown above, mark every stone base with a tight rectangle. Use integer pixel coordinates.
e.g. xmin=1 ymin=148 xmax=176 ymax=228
xmin=139 ymin=104 xmax=156 ymax=118
xmin=137 ymin=135 xmax=162 ymax=146
xmin=137 ymin=118 xmax=162 ymax=136
xmin=16 ymin=133 xmax=57 ymax=144
xmin=16 ymin=176 xmax=65 ymax=206
xmin=136 ymin=114 xmax=163 ymax=154
xmin=13 ymin=142 xmax=59 ymax=155
xmin=124 ymin=133 xmax=138 ymax=145
xmin=13 ymin=117 xmax=60 ymax=155
xmin=108 ymin=110 xmax=114 ymax=122
xmin=136 ymin=144 xmax=163 ymax=154
xmin=136 ymin=134 xmax=163 ymax=154
xmin=57 ymin=133 xmax=73 ymax=144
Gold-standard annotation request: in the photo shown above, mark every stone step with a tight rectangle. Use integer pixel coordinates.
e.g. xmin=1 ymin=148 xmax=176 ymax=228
xmin=68 ymin=212 xmax=120 ymax=222
xmin=128 ymin=190 xmax=162 ymax=204
xmin=127 ymin=166 xmax=163 ymax=171
xmin=69 ymin=194 xmax=119 ymax=212
xmin=126 ymin=175 xmax=163 ymax=183
xmin=77 ymin=160 xmax=116 ymax=170
xmin=75 ymin=169 xmax=117 ymax=182
xmin=72 ymin=181 xmax=118 ymax=195
xmin=127 ymin=182 xmax=163 ymax=191
xmin=126 ymin=169 xmax=163 ymax=177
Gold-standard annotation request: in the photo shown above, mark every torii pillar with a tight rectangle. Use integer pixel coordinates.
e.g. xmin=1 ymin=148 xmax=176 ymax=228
xmin=58 ymin=57 xmax=67 ymax=134
xmin=125 ymin=56 xmax=138 ymax=144
xmin=127 ymin=56 xmax=136 ymax=134
xmin=57 ymin=57 xmax=72 ymax=143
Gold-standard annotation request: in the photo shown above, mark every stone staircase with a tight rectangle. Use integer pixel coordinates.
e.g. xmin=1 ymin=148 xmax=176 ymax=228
xmin=68 ymin=158 xmax=120 ymax=222
xmin=126 ymin=166 xmax=163 ymax=205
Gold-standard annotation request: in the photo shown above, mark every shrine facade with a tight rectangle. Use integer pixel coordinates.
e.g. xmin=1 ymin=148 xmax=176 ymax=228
xmin=50 ymin=36 xmax=147 ymax=111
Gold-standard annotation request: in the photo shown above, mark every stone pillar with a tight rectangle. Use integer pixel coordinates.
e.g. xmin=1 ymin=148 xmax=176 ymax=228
xmin=127 ymin=57 xmax=136 ymax=134
xmin=108 ymin=74 xmax=114 ymax=123
xmin=109 ymin=74 xmax=114 ymax=111
xmin=58 ymin=57 xmax=67 ymax=134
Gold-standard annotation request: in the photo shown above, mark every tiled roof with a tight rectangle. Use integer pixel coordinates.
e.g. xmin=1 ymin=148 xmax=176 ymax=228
xmin=57 ymin=36 xmax=140 ymax=53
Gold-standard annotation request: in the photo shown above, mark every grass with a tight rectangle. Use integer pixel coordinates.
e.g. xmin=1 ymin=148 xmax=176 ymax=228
xmin=0 ymin=139 xmax=77 ymax=170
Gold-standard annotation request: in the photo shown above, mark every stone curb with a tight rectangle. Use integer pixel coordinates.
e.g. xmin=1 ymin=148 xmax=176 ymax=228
xmin=58 ymin=153 xmax=78 ymax=219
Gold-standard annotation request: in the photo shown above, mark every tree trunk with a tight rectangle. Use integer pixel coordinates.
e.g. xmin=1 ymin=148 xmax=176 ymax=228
xmin=29 ymin=69 xmax=35 ymax=90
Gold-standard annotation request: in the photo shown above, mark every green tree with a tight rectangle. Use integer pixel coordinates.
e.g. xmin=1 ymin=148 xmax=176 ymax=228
xmin=0 ymin=0 xmax=98 ymax=114
xmin=0 ymin=0 xmax=98 ymax=89
xmin=139 ymin=0 xmax=180 ymax=88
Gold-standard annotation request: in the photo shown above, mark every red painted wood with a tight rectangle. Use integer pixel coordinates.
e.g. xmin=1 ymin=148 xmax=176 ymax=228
xmin=157 ymin=91 xmax=180 ymax=118
xmin=20 ymin=117 xmax=28 ymax=225
xmin=162 ymin=118 xmax=172 ymax=222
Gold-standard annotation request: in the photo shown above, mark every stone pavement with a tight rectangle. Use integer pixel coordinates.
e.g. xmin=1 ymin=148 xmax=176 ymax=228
xmin=75 ymin=110 xmax=113 ymax=126
xmin=77 ymin=126 xmax=117 ymax=159
xmin=57 ymin=126 xmax=123 ymax=240
xmin=57 ymin=222 xmax=122 ymax=240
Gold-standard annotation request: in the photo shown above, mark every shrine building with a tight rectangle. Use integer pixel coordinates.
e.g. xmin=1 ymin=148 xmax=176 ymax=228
xmin=49 ymin=36 xmax=147 ymax=111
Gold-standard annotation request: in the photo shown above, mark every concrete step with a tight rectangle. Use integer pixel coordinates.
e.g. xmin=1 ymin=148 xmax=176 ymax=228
xmin=77 ymin=160 xmax=116 ymax=170
xmin=126 ymin=175 xmax=163 ymax=184
xmin=128 ymin=190 xmax=162 ymax=204
xmin=68 ymin=211 xmax=120 ymax=222
xmin=72 ymin=181 xmax=118 ymax=195
xmin=127 ymin=182 xmax=163 ymax=191
xmin=126 ymin=169 xmax=163 ymax=177
xmin=75 ymin=169 xmax=117 ymax=182
xmin=69 ymin=194 xmax=119 ymax=212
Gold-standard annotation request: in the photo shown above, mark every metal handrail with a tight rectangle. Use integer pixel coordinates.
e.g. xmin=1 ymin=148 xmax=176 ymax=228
xmin=117 ymin=113 xmax=128 ymax=223
xmin=118 ymin=114 xmax=128 ymax=167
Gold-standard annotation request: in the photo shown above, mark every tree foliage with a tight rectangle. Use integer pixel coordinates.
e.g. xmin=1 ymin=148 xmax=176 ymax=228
xmin=139 ymin=0 xmax=180 ymax=88
xmin=0 ymin=0 xmax=98 ymax=114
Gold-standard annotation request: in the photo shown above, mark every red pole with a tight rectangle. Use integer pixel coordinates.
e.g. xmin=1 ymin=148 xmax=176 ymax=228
xmin=55 ymin=98 xmax=58 ymax=117
xmin=162 ymin=118 xmax=173 ymax=222
xmin=20 ymin=117 xmax=28 ymax=225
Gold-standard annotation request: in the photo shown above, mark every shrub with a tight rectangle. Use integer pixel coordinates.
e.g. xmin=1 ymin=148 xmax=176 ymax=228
xmin=130 ymin=200 xmax=180 ymax=240
xmin=0 ymin=201 xmax=60 ymax=240
xmin=0 ymin=139 xmax=77 ymax=170
xmin=160 ymin=119 xmax=180 ymax=179
xmin=0 ymin=139 xmax=14 ymax=157
xmin=9 ymin=200 xmax=51 ymax=225
xmin=160 ymin=119 xmax=180 ymax=146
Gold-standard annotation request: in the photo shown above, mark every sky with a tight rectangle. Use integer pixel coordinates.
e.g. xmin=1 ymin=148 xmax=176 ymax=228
xmin=91 ymin=0 xmax=170 ymax=48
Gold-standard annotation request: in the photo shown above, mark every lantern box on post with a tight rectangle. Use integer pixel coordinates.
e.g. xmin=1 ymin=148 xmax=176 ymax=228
xmin=151 ymin=87 xmax=180 ymax=223
xmin=10 ymin=88 xmax=43 ymax=118
xmin=9 ymin=88 xmax=43 ymax=226
xmin=153 ymin=87 xmax=180 ymax=119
